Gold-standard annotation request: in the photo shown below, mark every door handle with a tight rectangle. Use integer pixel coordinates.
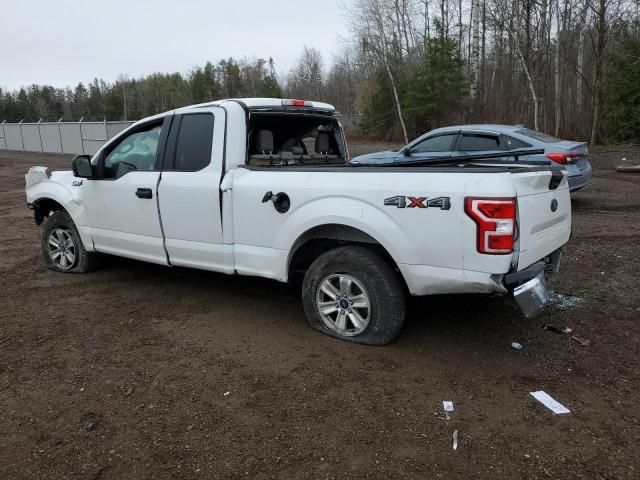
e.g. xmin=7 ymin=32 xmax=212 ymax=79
xmin=135 ymin=188 xmax=153 ymax=199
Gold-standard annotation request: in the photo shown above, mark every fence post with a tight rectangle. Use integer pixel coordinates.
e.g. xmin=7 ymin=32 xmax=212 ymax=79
xmin=78 ymin=117 xmax=85 ymax=154
xmin=37 ymin=119 xmax=44 ymax=152
xmin=18 ymin=119 xmax=25 ymax=151
xmin=1 ymin=120 xmax=6 ymax=150
xmin=57 ymin=117 xmax=64 ymax=154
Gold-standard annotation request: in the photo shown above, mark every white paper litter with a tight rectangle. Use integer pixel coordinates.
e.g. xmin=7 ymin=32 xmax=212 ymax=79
xmin=530 ymin=391 xmax=570 ymax=414
xmin=452 ymin=430 xmax=458 ymax=450
xmin=443 ymin=401 xmax=454 ymax=412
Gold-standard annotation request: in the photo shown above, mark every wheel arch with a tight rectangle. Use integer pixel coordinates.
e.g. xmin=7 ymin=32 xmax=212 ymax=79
xmin=26 ymin=177 xmax=81 ymax=226
xmin=286 ymin=223 xmax=409 ymax=291
xmin=30 ymin=197 xmax=67 ymax=225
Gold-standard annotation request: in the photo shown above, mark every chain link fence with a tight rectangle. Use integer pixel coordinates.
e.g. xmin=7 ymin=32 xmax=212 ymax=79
xmin=0 ymin=120 xmax=135 ymax=155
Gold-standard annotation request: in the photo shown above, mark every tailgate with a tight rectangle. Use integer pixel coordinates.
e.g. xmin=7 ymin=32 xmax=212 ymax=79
xmin=513 ymin=170 xmax=571 ymax=270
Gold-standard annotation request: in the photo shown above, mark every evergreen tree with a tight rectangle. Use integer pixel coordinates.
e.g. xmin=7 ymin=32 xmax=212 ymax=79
xmin=403 ymin=34 xmax=466 ymax=137
xmin=601 ymin=31 xmax=640 ymax=143
xmin=262 ymin=58 xmax=283 ymax=97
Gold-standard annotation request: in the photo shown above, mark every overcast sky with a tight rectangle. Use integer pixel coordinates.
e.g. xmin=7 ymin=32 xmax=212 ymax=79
xmin=1 ymin=0 xmax=350 ymax=91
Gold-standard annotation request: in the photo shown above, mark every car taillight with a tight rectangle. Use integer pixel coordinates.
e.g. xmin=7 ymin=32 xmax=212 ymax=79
xmin=545 ymin=152 xmax=581 ymax=164
xmin=464 ymin=197 xmax=517 ymax=254
xmin=282 ymin=99 xmax=312 ymax=107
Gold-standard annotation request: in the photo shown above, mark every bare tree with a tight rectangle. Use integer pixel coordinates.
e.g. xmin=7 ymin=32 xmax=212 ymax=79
xmin=554 ymin=0 xmax=562 ymax=136
xmin=575 ymin=0 xmax=590 ymax=115
xmin=348 ymin=0 xmax=409 ymax=143
xmin=287 ymin=47 xmax=324 ymax=99
xmin=471 ymin=0 xmax=481 ymax=98
xmin=590 ymin=0 xmax=607 ymax=143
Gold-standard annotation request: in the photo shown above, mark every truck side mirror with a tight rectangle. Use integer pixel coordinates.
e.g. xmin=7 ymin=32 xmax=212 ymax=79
xmin=72 ymin=155 xmax=93 ymax=178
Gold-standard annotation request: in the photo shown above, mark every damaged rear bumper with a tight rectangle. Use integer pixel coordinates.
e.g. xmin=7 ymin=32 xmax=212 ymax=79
xmin=511 ymin=270 xmax=549 ymax=318
xmin=504 ymin=250 xmax=561 ymax=318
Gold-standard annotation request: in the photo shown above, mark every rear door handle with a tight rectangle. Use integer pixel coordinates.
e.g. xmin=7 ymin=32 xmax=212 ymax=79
xmin=136 ymin=188 xmax=153 ymax=199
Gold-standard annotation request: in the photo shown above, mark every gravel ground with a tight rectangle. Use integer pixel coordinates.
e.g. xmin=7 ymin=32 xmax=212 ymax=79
xmin=1 ymin=145 xmax=639 ymax=479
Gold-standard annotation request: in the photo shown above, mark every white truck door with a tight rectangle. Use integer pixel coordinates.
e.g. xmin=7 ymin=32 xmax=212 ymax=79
xmin=157 ymin=108 xmax=232 ymax=272
xmin=80 ymin=116 xmax=170 ymax=264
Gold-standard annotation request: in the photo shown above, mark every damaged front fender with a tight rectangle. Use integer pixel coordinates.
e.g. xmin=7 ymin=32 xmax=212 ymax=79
xmin=25 ymin=166 xmax=51 ymax=189
xmin=25 ymin=168 xmax=84 ymax=224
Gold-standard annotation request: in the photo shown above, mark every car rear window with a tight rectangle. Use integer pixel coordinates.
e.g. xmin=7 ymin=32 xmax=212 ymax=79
xmin=515 ymin=128 xmax=561 ymax=143
xmin=458 ymin=134 xmax=500 ymax=151
xmin=500 ymin=135 xmax=530 ymax=149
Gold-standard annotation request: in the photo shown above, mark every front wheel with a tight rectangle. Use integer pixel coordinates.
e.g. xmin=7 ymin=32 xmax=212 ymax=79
xmin=41 ymin=211 xmax=97 ymax=273
xmin=302 ymin=246 xmax=406 ymax=345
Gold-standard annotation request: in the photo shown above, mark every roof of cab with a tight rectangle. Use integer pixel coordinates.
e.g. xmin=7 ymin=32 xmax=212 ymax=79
xmin=178 ymin=98 xmax=336 ymax=113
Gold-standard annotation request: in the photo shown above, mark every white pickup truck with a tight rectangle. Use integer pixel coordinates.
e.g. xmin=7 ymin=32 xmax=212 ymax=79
xmin=25 ymin=98 xmax=571 ymax=345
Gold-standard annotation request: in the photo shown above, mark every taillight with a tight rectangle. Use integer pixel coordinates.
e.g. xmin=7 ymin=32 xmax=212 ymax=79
xmin=465 ymin=197 xmax=517 ymax=254
xmin=282 ymin=99 xmax=311 ymax=107
xmin=545 ymin=152 xmax=581 ymax=164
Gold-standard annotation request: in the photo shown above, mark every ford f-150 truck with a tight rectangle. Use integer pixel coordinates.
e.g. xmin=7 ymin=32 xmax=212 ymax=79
xmin=25 ymin=98 xmax=571 ymax=345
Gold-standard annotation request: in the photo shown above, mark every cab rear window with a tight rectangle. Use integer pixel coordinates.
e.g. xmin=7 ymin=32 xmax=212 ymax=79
xmin=248 ymin=113 xmax=346 ymax=166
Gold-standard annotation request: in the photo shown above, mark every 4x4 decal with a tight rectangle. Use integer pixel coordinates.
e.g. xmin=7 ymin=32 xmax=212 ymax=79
xmin=384 ymin=195 xmax=451 ymax=210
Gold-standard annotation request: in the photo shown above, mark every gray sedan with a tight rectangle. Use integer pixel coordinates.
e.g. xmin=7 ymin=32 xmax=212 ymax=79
xmin=351 ymin=125 xmax=592 ymax=192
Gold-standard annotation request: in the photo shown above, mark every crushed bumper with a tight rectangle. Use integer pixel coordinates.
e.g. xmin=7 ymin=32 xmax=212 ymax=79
xmin=512 ymin=271 xmax=549 ymax=317
xmin=503 ymin=250 xmax=561 ymax=318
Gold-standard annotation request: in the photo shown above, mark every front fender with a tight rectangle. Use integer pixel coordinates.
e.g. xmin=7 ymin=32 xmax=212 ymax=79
xmin=25 ymin=169 xmax=88 ymax=229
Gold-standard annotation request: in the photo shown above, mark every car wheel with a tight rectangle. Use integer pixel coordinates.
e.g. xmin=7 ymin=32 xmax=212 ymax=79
xmin=302 ymin=245 xmax=406 ymax=345
xmin=41 ymin=211 xmax=97 ymax=273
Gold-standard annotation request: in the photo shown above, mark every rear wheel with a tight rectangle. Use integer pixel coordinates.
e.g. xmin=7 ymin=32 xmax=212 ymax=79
xmin=302 ymin=246 xmax=406 ymax=345
xmin=41 ymin=211 xmax=97 ymax=273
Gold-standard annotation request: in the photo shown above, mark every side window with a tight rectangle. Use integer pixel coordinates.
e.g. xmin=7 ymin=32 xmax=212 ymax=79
xmin=457 ymin=134 xmax=500 ymax=151
xmin=172 ymin=113 xmax=214 ymax=171
xmin=103 ymin=124 xmax=161 ymax=179
xmin=410 ymin=134 xmax=456 ymax=154
xmin=500 ymin=135 xmax=530 ymax=150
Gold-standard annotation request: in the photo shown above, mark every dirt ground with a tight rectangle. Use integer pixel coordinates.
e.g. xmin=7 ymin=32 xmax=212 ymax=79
xmin=1 ymin=145 xmax=639 ymax=480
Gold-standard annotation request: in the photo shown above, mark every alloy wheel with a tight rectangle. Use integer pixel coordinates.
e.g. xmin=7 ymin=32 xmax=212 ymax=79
xmin=48 ymin=228 xmax=76 ymax=270
xmin=316 ymin=273 xmax=371 ymax=336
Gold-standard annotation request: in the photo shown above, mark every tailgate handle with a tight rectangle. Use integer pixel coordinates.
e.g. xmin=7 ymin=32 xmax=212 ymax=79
xmin=549 ymin=170 xmax=564 ymax=190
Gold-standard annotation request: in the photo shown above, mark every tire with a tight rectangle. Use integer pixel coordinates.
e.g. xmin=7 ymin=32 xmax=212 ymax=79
xmin=41 ymin=210 xmax=97 ymax=273
xmin=302 ymin=246 xmax=406 ymax=345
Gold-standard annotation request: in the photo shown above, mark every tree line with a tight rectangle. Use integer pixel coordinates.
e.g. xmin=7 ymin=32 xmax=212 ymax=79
xmin=1 ymin=0 xmax=639 ymax=144
xmin=0 ymin=57 xmax=282 ymax=125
